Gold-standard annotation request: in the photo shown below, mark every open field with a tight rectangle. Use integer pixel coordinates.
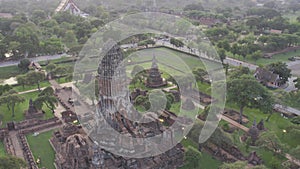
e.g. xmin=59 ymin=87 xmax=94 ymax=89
xmin=26 ymin=130 xmax=55 ymax=169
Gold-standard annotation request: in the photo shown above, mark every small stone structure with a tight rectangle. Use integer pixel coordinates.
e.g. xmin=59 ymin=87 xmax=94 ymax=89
xmin=24 ymin=99 xmax=44 ymax=120
xmin=248 ymin=120 xmax=260 ymax=144
xmin=130 ymin=88 xmax=147 ymax=101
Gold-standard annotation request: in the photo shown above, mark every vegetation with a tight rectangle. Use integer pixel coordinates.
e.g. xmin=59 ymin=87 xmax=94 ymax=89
xmin=26 ymin=130 xmax=55 ymax=169
xmin=0 ymin=156 xmax=27 ymax=169
xmin=227 ymin=75 xmax=274 ymax=124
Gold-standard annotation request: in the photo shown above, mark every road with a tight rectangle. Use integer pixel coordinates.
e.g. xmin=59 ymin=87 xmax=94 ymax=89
xmin=0 ymin=53 xmax=69 ymax=67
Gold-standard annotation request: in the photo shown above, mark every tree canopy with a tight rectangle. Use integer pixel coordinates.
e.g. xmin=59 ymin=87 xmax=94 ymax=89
xmin=227 ymin=75 xmax=274 ymax=124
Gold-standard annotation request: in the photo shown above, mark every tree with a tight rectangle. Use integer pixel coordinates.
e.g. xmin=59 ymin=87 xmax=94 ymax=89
xmin=0 ymin=156 xmax=27 ymax=169
xmin=46 ymin=63 xmax=57 ymax=78
xmin=63 ymin=30 xmax=78 ymax=48
xmin=227 ymin=75 xmax=274 ymax=124
xmin=267 ymin=62 xmax=291 ymax=84
xmin=52 ymin=66 xmax=67 ymax=81
xmin=31 ymin=10 xmax=47 ymax=24
xmin=18 ymin=58 xmax=30 ymax=72
xmin=229 ymin=67 xmax=250 ymax=79
xmin=250 ymin=50 xmax=262 ymax=63
xmin=13 ymin=23 xmax=40 ymax=57
xmin=257 ymin=131 xmax=286 ymax=154
xmin=26 ymin=71 xmax=46 ymax=91
xmin=0 ymin=90 xmax=25 ymax=117
xmin=40 ymin=37 xmax=64 ymax=55
xmin=33 ymin=87 xmax=57 ymax=112
xmin=170 ymin=38 xmax=184 ymax=48
xmin=193 ymin=67 xmax=208 ymax=83
xmin=218 ymin=48 xmax=226 ymax=63
xmin=16 ymin=75 xmax=27 ymax=89
xmin=181 ymin=146 xmax=202 ymax=169
xmin=0 ymin=84 xmax=12 ymax=96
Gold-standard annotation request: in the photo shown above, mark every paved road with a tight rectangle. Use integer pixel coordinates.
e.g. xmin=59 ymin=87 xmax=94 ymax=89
xmin=223 ymin=57 xmax=258 ymax=70
xmin=274 ymin=104 xmax=300 ymax=116
xmin=0 ymin=53 xmax=69 ymax=67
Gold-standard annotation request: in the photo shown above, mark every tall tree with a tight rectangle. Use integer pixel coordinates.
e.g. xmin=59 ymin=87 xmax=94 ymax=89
xmin=34 ymin=87 xmax=57 ymax=112
xmin=0 ymin=90 xmax=25 ymax=117
xmin=218 ymin=48 xmax=226 ymax=64
xmin=16 ymin=75 xmax=27 ymax=89
xmin=26 ymin=71 xmax=46 ymax=91
xmin=267 ymin=62 xmax=291 ymax=84
xmin=227 ymin=75 xmax=274 ymax=124
xmin=52 ymin=66 xmax=67 ymax=81
xmin=45 ymin=63 xmax=57 ymax=78
xmin=17 ymin=58 xmax=30 ymax=72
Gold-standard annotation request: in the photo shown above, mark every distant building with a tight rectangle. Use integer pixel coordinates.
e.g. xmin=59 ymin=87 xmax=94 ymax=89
xmin=269 ymin=29 xmax=282 ymax=34
xmin=0 ymin=13 xmax=13 ymax=19
xmin=28 ymin=62 xmax=42 ymax=71
xmin=254 ymin=67 xmax=281 ymax=88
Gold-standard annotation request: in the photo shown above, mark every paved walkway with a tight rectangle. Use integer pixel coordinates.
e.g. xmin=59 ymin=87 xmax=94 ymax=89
xmin=8 ymin=131 xmax=25 ymax=160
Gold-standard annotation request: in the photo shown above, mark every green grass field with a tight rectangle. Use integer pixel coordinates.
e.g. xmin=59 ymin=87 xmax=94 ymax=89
xmin=226 ymin=102 xmax=299 ymax=148
xmin=128 ymin=48 xmax=221 ymax=75
xmin=26 ymin=130 xmax=55 ymax=169
xmin=0 ymin=91 xmax=55 ymax=127
xmin=0 ymin=141 xmax=6 ymax=157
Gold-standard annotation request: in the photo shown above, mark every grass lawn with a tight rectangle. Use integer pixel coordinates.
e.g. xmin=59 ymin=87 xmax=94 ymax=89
xmin=0 ymin=65 xmax=24 ymax=80
xmin=0 ymin=141 xmax=6 ymax=157
xmin=0 ymin=91 xmax=55 ymax=127
xmin=128 ymin=47 xmax=220 ymax=74
xmin=26 ymin=130 xmax=55 ymax=169
xmin=226 ymin=102 xmax=299 ymax=148
xmin=227 ymin=49 xmax=300 ymax=66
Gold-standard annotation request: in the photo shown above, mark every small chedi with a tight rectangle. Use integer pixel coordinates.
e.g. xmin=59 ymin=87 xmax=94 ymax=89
xmin=146 ymin=55 xmax=167 ymax=88
xmin=24 ymin=99 xmax=44 ymax=120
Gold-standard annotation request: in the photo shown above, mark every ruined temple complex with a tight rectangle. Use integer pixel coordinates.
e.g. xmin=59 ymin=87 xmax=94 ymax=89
xmin=51 ymin=44 xmax=185 ymax=169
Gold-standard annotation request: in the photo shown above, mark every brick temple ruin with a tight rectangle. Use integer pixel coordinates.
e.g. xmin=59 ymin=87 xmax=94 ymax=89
xmin=51 ymin=44 xmax=185 ymax=169
xmin=146 ymin=54 xmax=167 ymax=88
